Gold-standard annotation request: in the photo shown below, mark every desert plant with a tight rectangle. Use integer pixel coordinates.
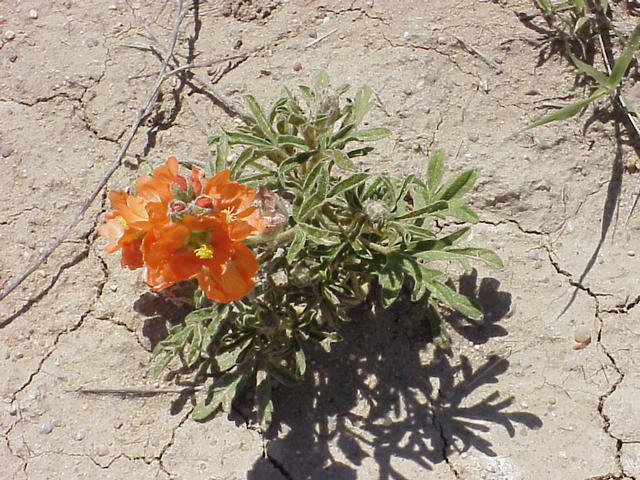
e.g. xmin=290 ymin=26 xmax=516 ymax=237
xmin=100 ymin=71 xmax=502 ymax=429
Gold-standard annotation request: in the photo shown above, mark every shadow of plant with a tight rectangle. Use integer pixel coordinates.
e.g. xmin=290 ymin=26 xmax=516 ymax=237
xmin=247 ymin=275 xmax=541 ymax=480
xmin=447 ymin=269 xmax=510 ymax=345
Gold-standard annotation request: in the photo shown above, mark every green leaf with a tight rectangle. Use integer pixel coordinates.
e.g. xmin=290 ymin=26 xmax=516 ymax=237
xmin=393 ymin=200 xmax=448 ymax=220
xmin=521 ymin=86 xmax=609 ymax=131
xmin=346 ymin=146 xmax=374 ymax=158
xmin=186 ymin=324 xmax=202 ymax=367
xmin=227 ymin=131 xmax=273 ymax=147
xmin=245 ymin=94 xmax=277 ymax=144
xmin=255 ymin=368 xmax=273 ymax=430
xmin=286 ymin=228 xmax=306 ymax=263
xmin=347 ymin=127 xmax=391 ymax=142
xmin=314 ymin=70 xmax=330 ymax=90
xmin=408 ymin=226 xmax=470 ymax=253
xmin=327 ymin=172 xmax=368 ymax=198
xmin=426 ymin=302 xmax=450 ymax=349
xmin=427 ymin=149 xmax=445 ymax=195
xmin=427 ymin=280 xmax=482 ymax=319
xmin=445 ymin=197 xmax=479 ymax=223
xmin=192 ymin=367 xmax=246 ymax=420
xmin=414 ymin=248 xmax=503 ymax=269
xmin=230 ymin=147 xmax=256 ymax=179
xmin=213 ymin=131 xmax=229 ymax=175
xmin=608 ymin=24 xmax=640 ymax=89
xmin=378 ymin=254 xmax=405 ymax=308
xmin=266 ymin=361 xmax=299 ymax=386
xmin=294 ymin=343 xmax=306 ymax=377
xmin=433 ymin=169 xmax=477 ymax=201
xmin=329 ymin=149 xmax=357 ymax=171
xmin=310 ymin=330 xmax=342 ymax=352
xmin=536 ymin=0 xmax=552 ymax=13
xmin=297 ymin=223 xmax=340 ymax=245
xmin=567 ymin=50 xmax=608 ymax=86
xmin=185 ymin=307 xmax=214 ymax=325
xmin=346 ymin=85 xmax=372 ymax=127
xmin=276 ymin=135 xmax=308 ymax=148
xmin=153 ymin=352 xmax=174 ymax=376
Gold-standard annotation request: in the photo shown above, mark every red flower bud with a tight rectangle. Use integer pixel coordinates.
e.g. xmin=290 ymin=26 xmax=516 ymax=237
xmin=170 ymin=202 xmax=186 ymax=212
xmin=195 ymin=196 xmax=213 ymax=209
xmin=190 ymin=171 xmax=203 ymax=196
xmin=172 ymin=175 xmax=187 ymax=191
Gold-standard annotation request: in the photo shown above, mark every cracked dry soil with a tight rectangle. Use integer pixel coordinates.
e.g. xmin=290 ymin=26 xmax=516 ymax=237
xmin=1 ymin=0 xmax=640 ymax=479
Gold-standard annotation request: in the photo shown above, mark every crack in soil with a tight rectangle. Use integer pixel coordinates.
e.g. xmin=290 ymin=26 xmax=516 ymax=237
xmin=430 ymin=408 xmax=461 ymax=479
xmin=156 ymin=408 xmax=192 ymax=478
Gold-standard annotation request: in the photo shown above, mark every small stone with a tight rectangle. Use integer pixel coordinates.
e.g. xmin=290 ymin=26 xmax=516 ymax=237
xmin=308 ymin=30 xmax=317 ymax=38
xmin=86 ymin=38 xmax=99 ymax=48
xmin=4 ymin=30 xmax=15 ymax=41
xmin=565 ymin=221 xmax=574 ymax=233
xmin=73 ymin=430 xmax=86 ymax=441
xmin=403 ymin=86 xmax=413 ymax=96
xmin=519 ymin=358 xmax=532 ymax=369
xmin=233 ymin=39 xmax=242 ymax=50
xmin=573 ymin=326 xmax=590 ymax=344
xmin=8 ymin=404 xmax=17 ymax=416
xmin=468 ymin=132 xmax=479 ymax=142
xmin=292 ymin=61 xmax=302 ymax=72
xmin=558 ymin=450 xmax=567 ymax=459
xmin=9 ymin=55 xmax=17 ymax=63
xmin=95 ymin=443 xmax=109 ymax=456
xmin=52 ymin=419 xmax=63 ymax=427
xmin=0 ymin=145 xmax=14 ymax=157
xmin=627 ymin=250 xmax=636 ymax=257
xmin=109 ymin=284 xmax=117 ymax=292
xmin=40 ymin=423 xmax=53 ymax=434
xmin=14 ymin=352 xmax=24 ymax=359
xmin=29 ymin=9 xmax=38 ymax=19
xmin=437 ymin=36 xmax=448 ymax=45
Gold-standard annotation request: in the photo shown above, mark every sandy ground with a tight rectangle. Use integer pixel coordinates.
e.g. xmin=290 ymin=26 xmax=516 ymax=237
xmin=1 ymin=0 xmax=640 ymax=479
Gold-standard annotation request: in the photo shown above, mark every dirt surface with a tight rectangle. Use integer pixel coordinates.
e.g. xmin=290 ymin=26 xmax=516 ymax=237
xmin=2 ymin=0 xmax=640 ymax=479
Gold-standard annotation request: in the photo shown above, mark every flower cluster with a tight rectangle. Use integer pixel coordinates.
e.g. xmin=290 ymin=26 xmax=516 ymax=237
xmin=98 ymin=157 xmax=266 ymax=303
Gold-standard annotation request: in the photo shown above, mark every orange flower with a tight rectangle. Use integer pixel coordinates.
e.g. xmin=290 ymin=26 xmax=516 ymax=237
xmin=198 ymin=242 xmax=259 ymax=303
xmin=141 ymin=214 xmax=257 ymax=303
xmin=99 ymin=158 xmax=264 ymax=303
xmin=203 ymin=170 xmax=267 ymax=241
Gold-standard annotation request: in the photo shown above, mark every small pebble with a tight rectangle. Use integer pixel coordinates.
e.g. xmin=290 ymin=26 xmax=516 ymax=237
xmin=4 ymin=30 xmax=15 ymax=41
xmin=8 ymin=404 xmax=17 ymax=416
xmin=233 ymin=39 xmax=242 ymax=50
xmin=573 ymin=326 xmax=590 ymax=344
xmin=468 ymin=132 xmax=479 ymax=142
xmin=109 ymin=284 xmax=117 ymax=292
xmin=95 ymin=443 xmax=109 ymax=456
xmin=73 ymin=430 xmax=86 ymax=441
xmin=627 ymin=250 xmax=636 ymax=257
xmin=437 ymin=36 xmax=448 ymax=45
xmin=565 ymin=221 xmax=574 ymax=233
xmin=558 ymin=450 xmax=567 ymax=459
xmin=40 ymin=423 xmax=53 ymax=434
xmin=14 ymin=352 xmax=24 ymax=359
xmin=292 ymin=61 xmax=302 ymax=72
xmin=0 ymin=145 xmax=14 ymax=157
xmin=29 ymin=9 xmax=38 ymax=19
xmin=9 ymin=55 xmax=17 ymax=62
xmin=403 ymin=86 xmax=413 ymax=96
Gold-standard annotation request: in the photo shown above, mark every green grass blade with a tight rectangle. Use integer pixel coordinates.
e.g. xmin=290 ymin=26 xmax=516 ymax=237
xmin=608 ymin=24 xmax=640 ymax=89
xmin=567 ymin=50 xmax=608 ymax=86
xmin=520 ymin=87 xmax=608 ymax=131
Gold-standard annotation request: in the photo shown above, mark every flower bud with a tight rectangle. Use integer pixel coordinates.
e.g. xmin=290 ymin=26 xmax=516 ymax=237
xmin=190 ymin=169 xmax=203 ymax=196
xmin=194 ymin=196 xmax=213 ymax=210
xmin=172 ymin=175 xmax=187 ymax=191
xmin=169 ymin=201 xmax=187 ymax=213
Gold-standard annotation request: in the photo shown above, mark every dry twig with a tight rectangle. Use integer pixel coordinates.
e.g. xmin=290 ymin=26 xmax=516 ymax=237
xmin=0 ymin=0 xmax=190 ymax=302
xmin=451 ymin=34 xmax=504 ymax=74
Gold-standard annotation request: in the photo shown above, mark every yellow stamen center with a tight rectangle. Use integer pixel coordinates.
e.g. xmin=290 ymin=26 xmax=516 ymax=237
xmin=222 ymin=208 xmax=236 ymax=224
xmin=117 ymin=216 xmax=127 ymax=228
xmin=194 ymin=244 xmax=214 ymax=259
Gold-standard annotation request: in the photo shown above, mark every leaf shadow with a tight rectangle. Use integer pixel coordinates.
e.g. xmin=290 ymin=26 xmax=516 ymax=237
xmin=247 ymin=276 xmax=540 ymax=480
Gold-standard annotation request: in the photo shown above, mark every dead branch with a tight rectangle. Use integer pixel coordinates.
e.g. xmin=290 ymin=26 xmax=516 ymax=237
xmin=0 ymin=0 xmax=190 ymax=302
